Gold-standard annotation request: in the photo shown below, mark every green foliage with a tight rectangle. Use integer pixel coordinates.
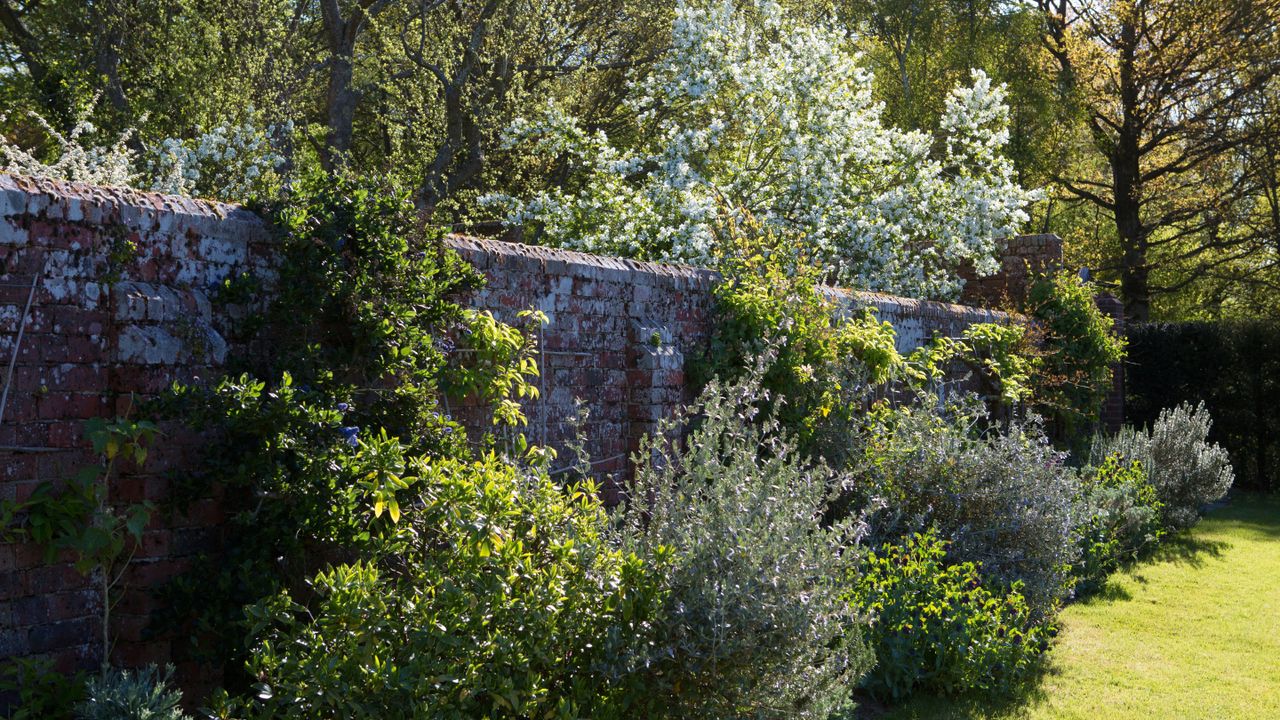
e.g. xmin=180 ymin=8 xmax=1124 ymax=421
xmin=1073 ymin=454 xmax=1164 ymax=593
xmin=244 ymin=454 xmax=664 ymax=720
xmin=692 ymin=212 xmax=910 ymax=454
xmin=1 ymin=417 xmax=156 ymax=573
xmin=442 ymin=308 xmax=547 ymax=428
xmin=1025 ymin=271 xmax=1126 ymax=434
xmin=957 ymin=321 xmax=1039 ymax=405
xmin=76 ymin=665 xmax=190 ymax=720
xmin=850 ymin=530 xmax=1051 ymax=700
xmin=158 ymin=172 xmax=543 ymax=686
xmin=852 ymin=397 xmax=1081 ymax=616
xmin=613 ymin=373 xmax=873 ymax=719
xmin=260 ymin=169 xmax=487 ymax=432
xmin=0 ymin=657 xmax=86 ymax=720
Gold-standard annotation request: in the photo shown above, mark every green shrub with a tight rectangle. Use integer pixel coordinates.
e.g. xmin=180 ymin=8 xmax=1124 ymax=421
xmin=0 ymin=657 xmax=86 ymax=720
xmin=691 ymin=212 xmax=910 ymax=456
xmin=244 ymin=454 xmax=664 ymax=719
xmin=1094 ymin=403 xmax=1234 ymax=531
xmin=612 ymin=374 xmax=873 ymax=719
xmin=1073 ymin=454 xmax=1163 ymax=592
xmin=852 ymin=397 xmax=1081 ymax=616
xmin=1025 ymin=271 xmax=1126 ymax=435
xmin=76 ymin=665 xmax=189 ymax=720
xmin=850 ymin=530 xmax=1051 ymax=700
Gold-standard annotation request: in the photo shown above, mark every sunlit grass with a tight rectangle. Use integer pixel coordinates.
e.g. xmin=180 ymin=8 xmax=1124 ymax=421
xmin=866 ymin=494 xmax=1280 ymax=720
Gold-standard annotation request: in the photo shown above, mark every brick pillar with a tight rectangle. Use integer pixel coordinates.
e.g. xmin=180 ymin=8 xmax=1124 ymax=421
xmin=1094 ymin=293 xmax=1125 ymax=433
xmin=960 ymin=234 xmax=1065 ymax=308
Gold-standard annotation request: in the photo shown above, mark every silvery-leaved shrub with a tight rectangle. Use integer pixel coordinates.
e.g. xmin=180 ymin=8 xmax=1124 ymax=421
xmin=76 ymin=665 xmax=190 ymax=720
xmin=1093 ymin=402 xmax=1234 ymax=531
xmin=851 ymin=396 xmax=1081 ymax=616
xmin=612 ymin=373 xmax=873 ymax=719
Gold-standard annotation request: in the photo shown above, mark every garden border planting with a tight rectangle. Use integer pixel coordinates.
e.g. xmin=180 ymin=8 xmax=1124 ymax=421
xmin=0 ymin=173 xmax=1117 ymax=686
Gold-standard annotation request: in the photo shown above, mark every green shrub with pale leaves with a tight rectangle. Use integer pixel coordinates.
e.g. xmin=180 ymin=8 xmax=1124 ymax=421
xmin=1073 ymin=454 xmax=1163 ymax=592
xmin=851 ymin=396 xmax=1081 ymax=617
xmin=76 ymin=665 xmax=189 ymax=720
xmin=1093 ymin=402 xmax=1234 ymax=531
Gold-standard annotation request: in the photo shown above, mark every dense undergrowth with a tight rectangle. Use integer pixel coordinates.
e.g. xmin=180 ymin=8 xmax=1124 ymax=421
xmin=1 ymin=178 xmax=1235 ymax=720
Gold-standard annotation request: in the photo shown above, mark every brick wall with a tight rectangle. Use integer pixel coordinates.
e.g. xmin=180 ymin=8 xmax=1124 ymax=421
xmin=442 ymin=238 xmax=1008 ymax=503
xmin=960 ymin=233 xmax=1065 ymax=308
xmin=0 ymin=174 xmax=1093 ymax=691
xmin=0 ymin=174 xmax=274 ymax=679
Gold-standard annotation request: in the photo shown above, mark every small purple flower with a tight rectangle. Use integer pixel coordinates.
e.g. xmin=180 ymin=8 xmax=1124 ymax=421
xmin=337 ymin=403 xmax=350 ymax=413
xmin=339 ymin=426 xmax=360 ymax=447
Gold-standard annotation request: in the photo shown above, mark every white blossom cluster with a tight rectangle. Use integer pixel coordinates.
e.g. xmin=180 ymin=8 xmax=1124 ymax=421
xmin=147 ymin=117 xmax=290 ymax=200
xmin=0 ymin=98 xmax=286 ymax=203
xmin=0 ymin=103 xmax=136 ymax=188
xmin=483 ymin=0 xmax=1038 ymax=300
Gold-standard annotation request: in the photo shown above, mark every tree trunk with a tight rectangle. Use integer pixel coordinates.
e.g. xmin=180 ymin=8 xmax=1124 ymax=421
xmin=324 ymin=53 xmax=357 ymax=167
xmin=1112 ymin=14 xmax=1151 ymax=321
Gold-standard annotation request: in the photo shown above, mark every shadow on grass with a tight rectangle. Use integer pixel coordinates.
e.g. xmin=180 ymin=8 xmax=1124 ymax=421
xmin=1146 ymin=532 xmax=1230 ymax=568
xmin=852 ymin=656 xmax=1054 ymax=720
xmin=1207 ymin=493 xmax=1280 ymax=538
xmin=1077 ymin=578 xmax=1133 ymax=604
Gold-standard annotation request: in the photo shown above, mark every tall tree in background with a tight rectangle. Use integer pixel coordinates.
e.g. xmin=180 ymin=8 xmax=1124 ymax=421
xmin=0 ymin=0 xmax=672 ymax=217
xmin=1039 ymin=0 xmax=1280 ymax=320
xmin=828 ymin=0 xmax=1068 ymax=228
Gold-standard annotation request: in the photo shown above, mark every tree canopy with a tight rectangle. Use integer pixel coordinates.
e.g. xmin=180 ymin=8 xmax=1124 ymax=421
xmin=2 ymin=0 xmax=1278 ymax=314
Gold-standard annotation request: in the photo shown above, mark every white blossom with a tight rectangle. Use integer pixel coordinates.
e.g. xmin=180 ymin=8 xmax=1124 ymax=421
xmin=0 ymin=96 xmax=288 ymax=203
xmin=486 ymin=0 xmax=1039 ymax=300
xmin=0 ymin=97 xmax=136 ymax=188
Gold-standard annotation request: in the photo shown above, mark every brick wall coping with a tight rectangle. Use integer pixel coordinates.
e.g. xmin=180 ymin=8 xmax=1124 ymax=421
xmin=1 ymin=171 xmax=1011 ymax=328
xmin=444 ymin=236 xmax=1012 ymax=325
xmin=443 ymin=236 xmax=719 ymax=286
xmin=0 ymin=172 xmax=269 ymax=244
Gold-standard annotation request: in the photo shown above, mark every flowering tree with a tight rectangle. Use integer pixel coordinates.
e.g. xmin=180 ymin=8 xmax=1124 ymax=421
xmin=483 ymin=0 xmax=1037 ymax=300
xmin=0 ymin=99 xmax=287 ymax=203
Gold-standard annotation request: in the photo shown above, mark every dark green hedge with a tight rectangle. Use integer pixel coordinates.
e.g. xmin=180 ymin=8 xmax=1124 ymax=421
xmin=1126 ymin=321 xmax=1280 ymax=493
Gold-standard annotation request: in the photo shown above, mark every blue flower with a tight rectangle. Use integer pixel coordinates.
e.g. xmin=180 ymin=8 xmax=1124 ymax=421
xmin=337 ymin=403 xmax=350 ymax=413
xmin=339 ymin=426 xmax=360 ymax=447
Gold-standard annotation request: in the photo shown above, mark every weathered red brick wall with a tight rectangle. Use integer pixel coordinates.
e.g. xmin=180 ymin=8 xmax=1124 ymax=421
xmin=1095 ymin=294 xmax=1126 ymax=433
xmin=0 ymin=174 xmax=275 ymax=679
xmin=960 ymin=233 xmax=1065 ymax=308
xmin=442 ymin=237 xmax=717 ymax=504
xmin=0 ymin=174 xmax=1086 ymax=692
xmin=442 ymin=238 xmax=1013 ymax=502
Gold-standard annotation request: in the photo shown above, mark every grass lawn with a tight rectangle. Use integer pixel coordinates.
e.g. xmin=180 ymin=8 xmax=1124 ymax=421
xmin=869 ymin=494 xmax=1280 ymax=720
